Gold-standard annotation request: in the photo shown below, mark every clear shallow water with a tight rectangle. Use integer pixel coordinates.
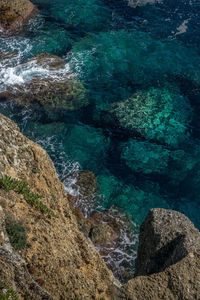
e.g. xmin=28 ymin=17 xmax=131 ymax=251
xmin=0 ymin=0 xmax=200 ymax=274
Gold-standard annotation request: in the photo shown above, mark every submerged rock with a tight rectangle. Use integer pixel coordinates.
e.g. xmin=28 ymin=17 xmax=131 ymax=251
xmin=0 ymin=54 xmax=88 ymax=118
xmin=121 ymin=138 xmax=200 ymax=190
xmin=0 ymin=0 xmax=37 ymax=36
xmin=128 ymin=0 xmax=161 ymax=8
xmin=105 ymin=88 xmax=192 ymax=147
xmin=121 ymin=140 xmax=170 ymax=174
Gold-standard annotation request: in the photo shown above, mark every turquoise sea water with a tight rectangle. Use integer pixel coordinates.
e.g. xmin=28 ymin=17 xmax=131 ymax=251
xmin=0 ymin=0 xmax=200 ymax=254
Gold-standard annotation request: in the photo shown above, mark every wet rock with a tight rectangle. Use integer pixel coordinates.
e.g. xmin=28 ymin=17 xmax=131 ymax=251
xmin=0 ymin=0 xmax=38 ymax=36
xmin=90 ymin=209 xmax=138 ymax=282
xmin=26 ymin=53 xmax=66 ymax=70
xmin=104 ymin=88 xmax=192 ymax=147
xmin=76 ymin=170 xmax=97 ymax=200
xmin=0 ymin=54 xmax=88 ymax=118
xmin=90 ymin=223 xmax=118 ymax=245
xmin=68 ymin=170 xmax=98 ymax=215
xmin=0 ymin=52 xmax=16 ymax=61
xmin=72 ymin=207 xmax=94 ymax=238
xmin=135 ymin=208 xmax=200 ymax=276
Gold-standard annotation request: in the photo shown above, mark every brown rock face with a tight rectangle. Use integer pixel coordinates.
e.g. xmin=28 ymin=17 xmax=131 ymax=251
xmin=120 ymin=208 xmax=200 ymax=300
xmin=0 ymin=0 xmax=37 ymax=36
xmin=122 ymin=252 xmax=200 ymax=300
xmin=0 ymin=113 xmax=119 ymax=299
xmin=135 ymin=208 xmax=200 ymax=276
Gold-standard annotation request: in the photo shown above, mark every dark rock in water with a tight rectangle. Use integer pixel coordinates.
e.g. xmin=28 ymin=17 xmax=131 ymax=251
xmin=75 ymin=170 xmax=97 ymax=201
xmin=104 ymin=88 xmax=192 ymax=147
xmin=68 ymin=170 xmax=98 ymax=215
xmin=120 ymin=139 xmax=200 ymax=188
xmin=121 ymin=140 xmax=170 ymax=175
xmin=89 ymin=209 xmax=137 ymax=282
xmin=0 ymin=52 xmax=17 ymax=61
xmin=72 ymin=207 xmax=94 ymax=238
xmin=0 ymin=0 xmax=38 ymax=36
xmin=26 ymin=53 xmax=66 ymax=70
xmin=0 ymin=54 xmax=88 ymax=118
xmin=135 ymin=208 xmax=200 ymax=276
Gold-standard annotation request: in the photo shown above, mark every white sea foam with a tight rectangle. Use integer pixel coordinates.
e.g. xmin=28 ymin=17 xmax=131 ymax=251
xmin=0 ymin=30 xmax=72 ymax=93
xmin=0 ymin=54 xmax=72 ymax=93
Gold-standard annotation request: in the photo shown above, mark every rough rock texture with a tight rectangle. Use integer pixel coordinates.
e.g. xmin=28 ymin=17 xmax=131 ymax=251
xmin=0 ymin=0 xmax=37 ymax=36
xmin=122 ymin=251 xmax=200 ymax=300
xmin=135 ymin=208 xmax=200 ymax=276
xmin=120 ymin=208 xmax=200 ymax=300
xmin=0 ymin=112 xmax=200 ymax=299
xmin=0 ymin=54 xmax=88 ymax=118
xmin=0 ymin=113 xmax=120 ymax=299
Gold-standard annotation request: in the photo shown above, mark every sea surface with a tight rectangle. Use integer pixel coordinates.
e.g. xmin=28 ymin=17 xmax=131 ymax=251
xmin=0 ymin=0 xmax=200 ymax=280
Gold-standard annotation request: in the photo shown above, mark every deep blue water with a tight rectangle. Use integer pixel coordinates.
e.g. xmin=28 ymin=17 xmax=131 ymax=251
xmin=0 ymin=0 xmax=200 ymax=232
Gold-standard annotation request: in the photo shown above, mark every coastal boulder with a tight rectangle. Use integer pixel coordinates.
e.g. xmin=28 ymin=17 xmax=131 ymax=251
xmin=0 ymin=0 xmax=37 ymax=36
xmin=135 ymin=208 xmax=200 ymax=276
xmin=123 ymin=251 xmax=200 ymax=300
xmin=121 ymin=208 xmax=200 ymax=300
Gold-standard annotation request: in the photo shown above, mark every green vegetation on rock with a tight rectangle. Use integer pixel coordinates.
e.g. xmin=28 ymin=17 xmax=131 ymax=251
xmin=0 ymin=281 xmax=18 ymax=300
xmin=0 ymin=176 xmax=57 ymax=217
xmin=5 ymin=220 xmax=27 ymax=250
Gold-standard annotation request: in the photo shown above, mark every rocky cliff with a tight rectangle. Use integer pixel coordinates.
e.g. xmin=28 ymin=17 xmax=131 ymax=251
xmin=0 ymin=113 xmax=199 ymax=300
xmin=0 ymin=113 xmax=119 ymax=299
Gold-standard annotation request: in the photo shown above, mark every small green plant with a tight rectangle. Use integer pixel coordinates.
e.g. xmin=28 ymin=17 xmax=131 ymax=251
xmin=0 ymin=281 xmax=19 ymax=300
xmin=52 ymin=194 xmax=56 ymax=201
xmin=5 ymin=220 xmax=27 ymax=250
xmin=0 ymin=176 xmax=58 ymax=218
xmin=32 ymin=168 xmax=40 ymax=174
xmin=0 ymin=176 xmax=19 ymax=192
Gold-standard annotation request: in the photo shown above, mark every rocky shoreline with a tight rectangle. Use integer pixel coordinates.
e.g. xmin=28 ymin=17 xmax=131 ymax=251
xmin=0 ymin=1 xmax=199 ymax=299
xmin=0 ymin=112 xmax=199 ymax=299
